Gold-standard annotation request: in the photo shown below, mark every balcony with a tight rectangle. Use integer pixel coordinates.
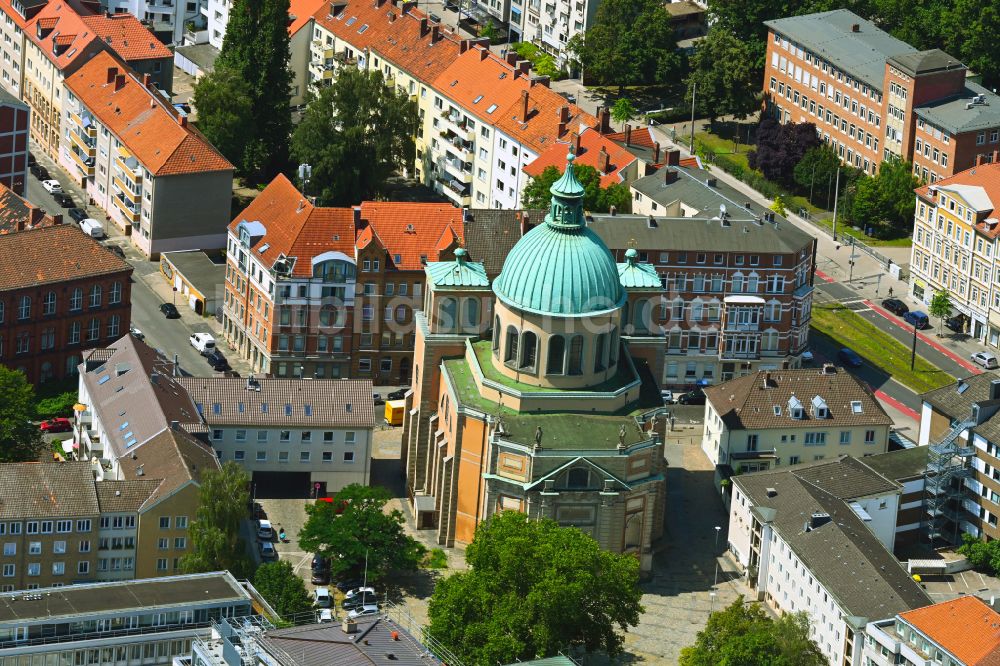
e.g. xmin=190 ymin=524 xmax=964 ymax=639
xmin=69 ymin=148 xmax=95 ymax=176
xmin=115 ymin=154 xmax=143 ymax=183
xmin=724 ymin=320 xmax=760 ymax=332
xmin=436 ymin=177 xmax=470 ymax=206
xmin=441 ymin=112 xmax=475 ymax=142
xmin=70 ymin=128 xmax=96 ymax=153
xmin=113 ymin=175 xmax=141 ymax=201
xmin=443 ymin=133 xmax=474 ymax=162
xmin=333 ymin=51 xmax=358 ymax=66
xmin=112 ymin=193 xmax=140 ymax=222
xmin=442 ymin=156 xmax=472 ymax=182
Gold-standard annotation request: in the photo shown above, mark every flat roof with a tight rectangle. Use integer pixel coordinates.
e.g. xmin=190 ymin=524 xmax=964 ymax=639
xmin=174 ymin=43 xmax=219 ymax=72
xmin=0 ymin=572 xmax=249 ymax=625
xmin=161 ymin=251 xmax=225 ymax=299
xmin=915 ymin=82 xmax=1000 ymax=135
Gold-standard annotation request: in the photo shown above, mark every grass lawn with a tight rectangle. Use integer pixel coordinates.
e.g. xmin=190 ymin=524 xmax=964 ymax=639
xmin=811 ymin=303 xmax=953 ymax=393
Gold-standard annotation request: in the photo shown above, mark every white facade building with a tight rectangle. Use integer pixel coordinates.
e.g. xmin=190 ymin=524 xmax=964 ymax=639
xmin=104 ymin=0 xmax=204 ymax=46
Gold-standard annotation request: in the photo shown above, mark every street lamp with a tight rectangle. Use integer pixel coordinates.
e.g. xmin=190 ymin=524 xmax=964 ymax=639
xmin=713 ymin=525 xmax=721 ymax=587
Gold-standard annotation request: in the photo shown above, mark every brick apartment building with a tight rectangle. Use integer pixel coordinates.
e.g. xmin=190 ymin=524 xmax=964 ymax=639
xmin=0 ymin=224 xmax=132 ymax=385
xmin=0 ymin=89 xmax=29 ymax=196
xmin=764 ymin=9 xmax=1000 ymax=183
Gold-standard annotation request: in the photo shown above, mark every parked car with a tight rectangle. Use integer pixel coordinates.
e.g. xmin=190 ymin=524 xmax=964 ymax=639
xmin=189 ymin=332 xmax=216 ymax=354
xmin=79 ymin=218 xmax=105 ymax=238
xmin=342 ymin=592 xmax=378 ymax=611
xmin=256 ymin=519 xmax=273 ymax=540
xmin=903 ymin=310 xmax=930 ymax=329
xmin=39 ymin=417 xmax=73 ymax=433
xmin=40 ymin=179 xmax=62 ymax=194
xmin=335 ymin=578 xmax=364 ymax=593
xmin=205 ymin=350 xmax=230 ymax=371
xmin=881 ymin=298 xmax=909 ymax=316
xmin=159 ymin=303 xmax=180 ymax=319
xmin=312 ymin=553 xmax=329 ymax=572
xmin=54 ymin=193 xmax=74 ymax=208
xmin=344 ymin=586 xmax=375 ymax=599
xmin=258 ymin=541 xmax=277 ymax=560
xmin=67 ymin=207 xmax=88 ymax=223
xmin=677 ymin=388 xmax=706 ymax=405
xmin=945 ymin=316 xmax=965 ymax=333
xmin=30 ymin=164 xmax=49 ymax=180
xmin=660 ymin=390 xmax=674 ymax=405
xmin=311 ymin=569 xmax=331 ymax=585
xmin=971 ymin=351 xmax=1000 ymax=369
xmin=317 ymin=609 xmax=333 ymax=623
xmin=313 ymin=587 xmax=332 ymax=608
xmin=373 ymin=393 xmax=385 ymax=405
xmin=838 ymin=347 xmax=864 ymax=368
xmin=129 ymin=326 xmax=144 ymax=341
xmin=348 ymin=605 xmax=379 ymax=619
xmin=387 ymin=388 xmax=409 ymax=400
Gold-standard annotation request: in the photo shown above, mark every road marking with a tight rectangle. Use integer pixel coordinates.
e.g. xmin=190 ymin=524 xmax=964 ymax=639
xmin=865 ymin=300 xmax=982 ymax=374
xmin=815 ymin=269 xmax=834 ymax=283
xmin=872 ymin=387 xmax=919 ymax=421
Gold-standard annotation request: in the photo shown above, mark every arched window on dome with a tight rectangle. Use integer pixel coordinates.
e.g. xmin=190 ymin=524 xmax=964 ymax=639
xmin=463 ymin=298 xmax=480 ymax=332
xmin=438 ymin=297 xmax=457 ymax=333
xmin=547 ymin=335 xmax=566 ymax=374
xmin=594 ymin=332 xmax=607 ymax=372
xmin=492 ymin=316 xmax=501 ymax=356
xmin=520 ymin=331 xmax=538 ymax=372
xmin=505 ymin=326 xmax=519 ymax=365
xmin=567 ymin=335 xmax=584 ymax=375
xmin=609 ymin=326 xmax=619 ymax=365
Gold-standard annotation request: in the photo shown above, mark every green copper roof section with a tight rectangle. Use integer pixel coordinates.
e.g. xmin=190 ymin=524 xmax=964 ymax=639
xmin=618 ymin=248 xmax=663 ymax=289
xmin=494 ymin=153 xmax=625 ymax=316
xmin=425 ymin=248 xmax=489 ymax=288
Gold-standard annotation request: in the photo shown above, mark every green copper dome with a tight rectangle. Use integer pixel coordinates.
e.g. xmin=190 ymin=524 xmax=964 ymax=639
xmin=493 ymin=153 xmax=625 ymax=316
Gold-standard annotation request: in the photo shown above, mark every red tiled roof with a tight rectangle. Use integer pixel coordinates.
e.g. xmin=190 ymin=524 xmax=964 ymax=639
xmin=494 ymin=84 xmax=595 ymax=154
xmin=312 ymin=0 xmax=396 ymax=53
xmin=366 ymin=9 xmax=461 ymax=84
xmin=81 ymin=14 xmax=171 ymax=61
xmin=288 ymin=0 xmax=327 ymax=35
xmin=0 ymin=224 xmax=132 ymax=291
xmin=899 ymin=597 xmax=1000 ymax=666
xmin=357 ymin=201 xmax=464 ymax=271
xmin=25 ymin=2 xmax=99 ymax=70
xmin=916 ymin=161 xmax=1000 ymax=237
xmin=524 ymin=126 xmax=636 ymax=187
xmin=431 ymin=46 xmax=531 ymax=126
xmin=0 ymin=181 xmax=51 ymax=234
xmin=229 ymin=174 xmax=356 ymax=278
xmin=65 ymin=51 xmax=232 ymax=176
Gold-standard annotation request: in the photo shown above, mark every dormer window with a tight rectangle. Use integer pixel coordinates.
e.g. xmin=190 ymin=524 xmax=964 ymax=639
xmin=811 ymin=395 xmax=828 ymax=419
xmin=788 ymin=395 xmax=804 ymax=419
xmin=851 ymin=400 xmax=863 ymax=414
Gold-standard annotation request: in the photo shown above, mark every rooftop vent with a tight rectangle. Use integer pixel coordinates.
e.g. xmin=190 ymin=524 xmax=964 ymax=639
xmin=821 ymin=363 xmax=836 ymax=375
xmin=766 ymin=487 xmax=777 ymax=497
xmin=341 ymin=619 xmax=357 ymax=634
xmin=809 ymin=512 xmax=831 ymax=529
xmin=991 ymin=378 xmax=1000 ymax=400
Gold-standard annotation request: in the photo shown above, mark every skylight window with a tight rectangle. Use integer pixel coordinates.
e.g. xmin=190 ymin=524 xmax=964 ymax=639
xmin=473 ymin=94 xmax=483 ymax=104
xmin=346 ymin=16 xmax=357 ymax=25
xmin=358 ymin=24 xmax=368 ymax=33
xmin=212 ymin=403 xmax=221 ymax=414
xmin=486 ymin=103 xmax=498 ymax=113
xmin=119 ymin=422 xmax=129 ymax=431
xmin=238 ymin=402 xmax=245 ymax=413
xmin=393 ymin=254 xmax=401 ymax=263
xmin=257 ymin=243 xmax=270 ymax=254
xmin=304 ymin=404 xmax=313 ymax=416
xmin=98 ymin=374 xmax=111 ymax=385
xmin=851 ymin=400 xmax=863 ymax=414
xmin=261 ymin=403 xmax=268 ymax=413
xmin=773 ymin=406 xmax=781 ymax=416
xmin=285 ymin=404 xmax=293 ymax=416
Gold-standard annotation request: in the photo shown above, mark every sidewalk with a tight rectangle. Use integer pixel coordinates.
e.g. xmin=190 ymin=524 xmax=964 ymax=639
xmin=653 ymin=123 xmax=986 ymax=382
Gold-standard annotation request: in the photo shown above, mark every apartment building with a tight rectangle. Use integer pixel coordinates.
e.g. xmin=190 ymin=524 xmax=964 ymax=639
xmin=0 ymin=88 xmax=28 ymax=195
xmin=865 ymin=596 xmax=1000 ymax=666
xmin=0 ymin=572 xmax=253 ymax=666
xmin=918 ymin=373 xmax=1000 ymax=544
xmin=764 ymin=9 xmax=1000 ymax=181
xmin=104 ymin=0 xmax=204 ymax=46
xmin=908 ymin=162 xmax=1000 ymax=344
xmin=80 ymin=12 xmax=174 ymax=93
xmin=728 ymin=457 xmax=930 ymax=665
xmin=62 ymin=51 xmax=233 ymax=258
xmin=506 ymin=0 xmax=598 ymax=64
xmin=702 ymin=367 xmax=893 ymax=475
xmin=77 ymin=335 xmax=222 ymax=579
xmin=862 ymin=446 xmax=932 ymax=551
xmin=176 ymin=376 xmax=376 ymax=495
xmin=0 ymin=224 xmax=132 ymax=386
xmin=0 ymin=179 xmax=59 ymax=233
xmin=221 ymin=174 xmax=463 ymax=381
xmin=584 ymin=166 xmax=816 ymax=386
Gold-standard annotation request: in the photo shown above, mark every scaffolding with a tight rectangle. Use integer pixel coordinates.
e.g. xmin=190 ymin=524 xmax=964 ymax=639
xmin=924 ymin=419 xmax=977 ymax=543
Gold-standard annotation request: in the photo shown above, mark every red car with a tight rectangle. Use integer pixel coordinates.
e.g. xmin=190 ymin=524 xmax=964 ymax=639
xmin=39 ymin=418 xmax=73 ymax=433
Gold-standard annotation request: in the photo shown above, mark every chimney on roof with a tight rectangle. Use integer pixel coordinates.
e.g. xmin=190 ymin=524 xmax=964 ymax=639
xmin=851 ymin=23 xmax=860 ymax=32
xmin=517 ymin=60 xmax=530 ymax=76
xmin=505 ymin=52 xmax=517 ymax=66
xmin=572 ymin=131 xmax=581 ymax=155
xmin=991 ymin=378 xmax=1000 ymax=401
xmin=114 ymin=74 xmax=126 ymax=91
xmin=529 ymin=75 xmax=549 ymax=88
xmin=520 ymin=89 xmax=529 ymax=122
xmin=388 ymin=11 xmax=396 ymax=21
xmin=624 ymin=124 xmax=632 ymax=146
xmin=664 ymin=167 xmax=678 ymax=185
xmin=653 ymin=141 xmax=661 ymax=164
xmin=431 ymin=24 xmax=440 ymax=41
xmin=598 ymin=146 xmax=610 ymax=174
xmin=374 ymin=0 xmax=386 ymax=6
xmin=479 ymin=47 xmax=490 ymax=61
xmin=978 ymin=154 xmax=985 ymax=167
xmin=518 ymin=211 xmax=529 ymax=236
xmin=994 ymin=149 xmax=999 ymax=164
xmin=419 ymin=17 xmax=428 ymax=35
xmin=559 ymin=105 xmax=570 ymax=124
xmin=142 ymin=73 xmax=151 ymax=88
xmin=459 ymin=38 xmax=472 ymax=53
xmin=107 ymin=66 xmax=118 ymax=84
xmin=179 ymin=116 xmax=187 ymax=128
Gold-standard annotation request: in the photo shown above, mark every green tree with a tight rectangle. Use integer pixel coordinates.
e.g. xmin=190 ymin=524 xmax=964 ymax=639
xmin=522 ymin=164 xmax=632 ymax=213
xmin=291 ymin=68 xmax=418 ymax=206
xmin=850 ymin=157 xmax=919 ymax=236
xmin=942 ymin=0 xmax=1000 ymax=90
xmin=958 ymin=532 xmax=1000 ymax=575
xmin=297 ymin=484 xmax=424 ymax=582
xmin=181 ymin=461 xmax=254 ymax=578
xmin=0 ymin=366 xmax=44 ymax=462
xmin=793 ymin=145 xmax=841 ymax=205
xmin=210 ymin=0 xmax=292 ymax=181
xmin=929 ymin=289 xmax=952 ymax=337
xmin=770 ymin=194 xmax=787 ymax=217
xmin=610 ymin=98 xmax=636 ymax=126
xmin=254 ymin=561 xmax=314 ymax=619
xmin=191 ymin=68 xmax=254 ymax=170
xmin=684 ymin=28 xmax=760 ymax=126
xmin=680 ymin=596 xmax=825 ymax=665
xmin=567 ymin=0 xmax=678 ymax=93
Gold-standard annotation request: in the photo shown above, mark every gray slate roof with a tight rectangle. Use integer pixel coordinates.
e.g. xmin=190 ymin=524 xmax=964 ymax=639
xmin=888 ymin=49 xmax=963 ymax=77
xmin=735 ymin=458 xmax=931 ymax=621
xmin=862 ymin=447 xmax=930 ymax=481
xmin=921 ymin=372 xmax=1000 ymax=416
xmin=95 ymin=479 xmax=160 ymax=513
xmin=176 ymin=377 xmax=376 ymax=429
xmin=764 ymin=9 xmax=917 ymax=92
xmin=461 ymin=209 xmax=542 ymax=278
xmin=791 ymin=455 xmax=899 ymax=498
xmin=915 ymin=82 xmax=1000 ymax=135
xmin=259 ymin=618 xmax=441 ymax=666
xmin=0 ymin=462 xmax=99 ymax=519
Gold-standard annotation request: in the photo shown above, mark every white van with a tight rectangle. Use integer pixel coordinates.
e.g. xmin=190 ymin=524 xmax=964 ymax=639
xmin=313 ymin=587 xmax=332 ymax=608
xmin=256 ymin=519 xmax=273 ymax=540
xmin=80 ymin=219 xmax=105 ymax=239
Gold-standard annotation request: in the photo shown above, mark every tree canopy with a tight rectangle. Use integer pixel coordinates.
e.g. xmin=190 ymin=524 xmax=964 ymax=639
xmin=849 ymin=157 xmax=919 ymax=236
xmin=254 ymin=561 xmax=314 ymax=619
xmin=747 ymin=118 xmax=820 ymax=186
xmin=291 ymin=68 xmax=418 ymax=206
xmin=567 ymin=0 xmax=679 ymax=92
xmin=297 ymin=484 xmax=424 ymax=582
xmin=959 ymin=533 xmax=1000 ymax=575
xmin=522 ymin=164 xmax=632 ymax=213
xmin=680 ymin=596 xmax=826 ymax=665
xmin=610 ymin=98 xmax=637 ymax=125
xmin=685 ymin=28 xmax=760 ymax=124
xmin=793 ymin=145 xmax=841 ymax=205
xmin=197 ymin=0 xmax=292 ymax=181
xmin=427 ymin=512 xmax=644 ymax=665
xmin=929 ymin=289 xmax=953 ymax=336
xmin=0 ymin=366 xmax=43 ymax=462
xmin=181 ymin=461 xmax=254 ymax=578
